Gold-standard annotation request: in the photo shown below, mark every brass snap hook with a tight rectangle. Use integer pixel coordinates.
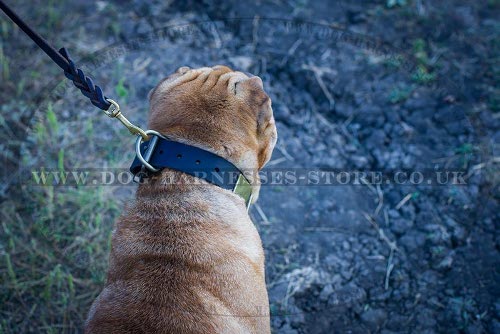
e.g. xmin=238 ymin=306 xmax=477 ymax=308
xmin=104 ymin=99 xmax=149 ymax=140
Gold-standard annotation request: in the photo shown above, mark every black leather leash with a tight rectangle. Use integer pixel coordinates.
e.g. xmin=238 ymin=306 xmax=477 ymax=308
xmin=1 ymin=1 xmax=254 ymax=208
xmin=0 ymin=0 xmax=110 ymax=110
xmin=0 ymin=0 xmax=148 ymax=139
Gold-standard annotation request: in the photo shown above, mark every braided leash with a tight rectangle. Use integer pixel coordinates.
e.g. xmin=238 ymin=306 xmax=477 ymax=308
xmin=0 ymin=1 xmax=255 ymax=207
xmin=59 ymin=47 xmax=110 ymax=110
xmin=0 ymin=0 xmax=148 ymax=139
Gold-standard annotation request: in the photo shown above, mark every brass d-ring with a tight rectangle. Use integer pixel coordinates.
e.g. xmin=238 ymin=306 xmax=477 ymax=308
xmin=135 ymin=130 xmax=167 ymax=173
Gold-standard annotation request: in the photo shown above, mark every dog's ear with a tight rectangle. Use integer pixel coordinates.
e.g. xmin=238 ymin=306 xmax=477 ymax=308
xmin=236 ymin=76 xmax=276 ymax=171
xmin=176 ymin=66 xmax=190 ymax=74
xmin=256 ymin=98 xmax=274 ymax=137
xmin=237 ymin=76 xmax=273 ymax=136
xmin=147 ymin=87 xmax=155 ymax=101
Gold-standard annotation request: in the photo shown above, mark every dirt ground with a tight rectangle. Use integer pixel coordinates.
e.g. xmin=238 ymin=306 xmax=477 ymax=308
xmin=0 ymin=0 xmax=498 ymax=333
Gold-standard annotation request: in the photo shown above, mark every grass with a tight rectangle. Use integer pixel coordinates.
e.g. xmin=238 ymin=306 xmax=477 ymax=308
xmin=449 ymin=297 xmax=479 ymax=330
xmin=383 ymin=54 xmax=405 ymax=69
xmin=46 ymin=0 xmax=61 ymax=31
xmin=488 ymin=89 xmax=499 ymax=112
xmin=0 ymin=44 xmax=10 ymax=81
xmin=0 ymin=12 xmax=140 ymax=323
xmin=412 ymin=66 xmax=436 ymax=84
xmin=386 ymin=0 xmax=408 ymax=8
xmin=114 ymin=63 xmax=129 ymax=103
xmin=46 ymin=103 xmax=59 ymax=134
xmin=115 ymin=78 xmax=129 ymax=101
xmin=0 ymin=0 xmax=495 ymax=333
xmin=0 ymin=20 xmax=9 ymax=39
xmin=1 ymin=94 xmax=129 ymax=332
xmin=0 ymin=185 xmax=118 ymax=332
xmin=383 ymin=38 xmax=437 ymax=86
xmin=488 ymin=0 xmax=500 ymax=7
xmin=455 ymin=143 xmax=477 ymax=168
xmin=388 ymin=85 xmax=413 ymax=104
xmin=411 ymin=39 xmax=436 ymax=84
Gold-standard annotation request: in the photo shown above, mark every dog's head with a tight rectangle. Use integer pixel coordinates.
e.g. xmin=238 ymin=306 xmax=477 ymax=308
xmin=147 ymin=65 xmax=277 ymax=201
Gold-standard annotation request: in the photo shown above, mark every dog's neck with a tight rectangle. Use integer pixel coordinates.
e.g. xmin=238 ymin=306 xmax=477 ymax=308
xmin=136 ymin=169 xmax=249 ymax=210
xmin=142 ymin=131 xmax=262 ymax=201
xmin=148 ymin=128 xmax=257 ymax=169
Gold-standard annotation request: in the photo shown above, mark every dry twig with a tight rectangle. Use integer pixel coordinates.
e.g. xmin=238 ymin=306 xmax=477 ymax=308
xmin=301 ymin=63 xmax=336 ymax=109
xmin=395 ymin=193 xmax=413 ymax=210
xmin=363 ymin=212 xmax=398 ymax=290
xmin=254 ymin=203 xmax=270 ymax=225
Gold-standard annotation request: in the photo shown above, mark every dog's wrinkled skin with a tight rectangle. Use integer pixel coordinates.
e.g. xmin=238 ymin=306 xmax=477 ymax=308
xmin=85 ymin=66 xmax=277 ymax=333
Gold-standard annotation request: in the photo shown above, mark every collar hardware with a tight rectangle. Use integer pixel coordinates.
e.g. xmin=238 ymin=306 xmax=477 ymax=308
xmin=131 ymin=131 xmax=253 ymax=210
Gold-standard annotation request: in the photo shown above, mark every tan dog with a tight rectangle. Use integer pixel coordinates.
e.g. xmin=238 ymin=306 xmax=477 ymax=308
xmin=85 ymin=65 xmax=277 ymax=333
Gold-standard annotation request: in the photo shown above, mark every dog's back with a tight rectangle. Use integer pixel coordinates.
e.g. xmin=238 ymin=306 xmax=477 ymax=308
xmin=86 ymin=65 xmax=276 ymax=333
xmin=85 ymin=172 xmax=270 ymax=333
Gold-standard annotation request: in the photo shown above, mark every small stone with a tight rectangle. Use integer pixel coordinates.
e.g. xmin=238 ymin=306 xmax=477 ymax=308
xmin=351 ymin=155 xmax=370 ymax=168
xmin=369 ymin=287 xmax=392 ymax=301
xmin=273 ymin=103 xmax=291 ymax=121
xmin=345 ymin=143 xmax=357 ymax=153
xmin=390 ymin=218 xmax=414 ymax=235
xmin=386 ymin=313 xmax=409 ymax=331
xmin=319 ymin=284 xmax=334 ymax=301
xmin=466 ymin=323 xmax=484 ymax=334
xmin=416 ymin=309 xmax=437 ymax=328
xmin=404 ymin=94 xmax=437 ymax=111
xmin=436 ymin=253 xmax=454 ymax=270
xmin=361 ymin=309 xmax=387 ymax=330
xmin=327 ymin=283 xmax=366 ymax=308
xmin=279 ymin=321 xmax=300 ymax=334
xmin=366 ymin=130 xmax=387 ymax=149
xmin=340 ymin=267 xmax=353 ymax=280
xmin=491 ymin=319 xmax=500 ymax=334
xmin=388 ymin=209 xmax=401 ymax=219
xmin=229 ymin=56 xmax=253 ymax=72
xmin=287 ymin=304 xmax=305 ymax=329
xmin=399 ymin=231 xmax=426 ymax=251
xmin=347 ymin=9 xmax=367 ymax=24
xmin=381 ymin=330 xmax=401 ymax=334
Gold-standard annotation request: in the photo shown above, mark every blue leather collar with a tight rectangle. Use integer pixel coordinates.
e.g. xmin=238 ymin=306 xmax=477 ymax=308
xmin=130 ymin=132 xmax=253 ymax=209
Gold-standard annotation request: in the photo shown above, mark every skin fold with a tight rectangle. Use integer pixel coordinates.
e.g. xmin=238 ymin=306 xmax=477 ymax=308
xmin=85 ymin=65 xmax=277 ymax=334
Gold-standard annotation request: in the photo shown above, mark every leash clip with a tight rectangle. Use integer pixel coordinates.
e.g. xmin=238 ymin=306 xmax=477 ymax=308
xmin=104 ymin=99 xmax=149 ymax=140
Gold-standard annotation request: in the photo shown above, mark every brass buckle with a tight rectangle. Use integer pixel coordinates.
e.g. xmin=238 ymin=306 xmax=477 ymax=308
xmin=233 ymin=174 xmax=253 ymax=211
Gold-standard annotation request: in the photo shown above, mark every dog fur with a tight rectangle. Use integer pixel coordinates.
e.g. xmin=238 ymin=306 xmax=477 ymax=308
xmin=85 ymin=65 xmax=277 ymax=333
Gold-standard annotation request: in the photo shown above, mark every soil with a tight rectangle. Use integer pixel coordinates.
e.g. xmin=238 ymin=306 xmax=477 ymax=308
xmin=0 ymin=0 xmax=498 ymax=333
